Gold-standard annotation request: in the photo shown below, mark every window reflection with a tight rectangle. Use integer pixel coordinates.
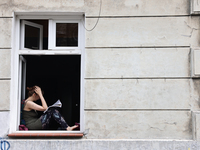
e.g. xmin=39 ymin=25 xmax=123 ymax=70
xmin=56 ymin=23 xmax=78 ymax=47
xmin=25 ymin=25 xmax=40 ymax=49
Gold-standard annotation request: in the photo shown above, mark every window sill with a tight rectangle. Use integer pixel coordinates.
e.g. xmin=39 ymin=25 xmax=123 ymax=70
xmin=8 ymin=133 xmax=83 ymax=137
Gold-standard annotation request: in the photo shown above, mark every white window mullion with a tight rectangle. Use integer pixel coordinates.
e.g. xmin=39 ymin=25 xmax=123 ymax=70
xmin=48 ymin=19 xmax=54 ymax=50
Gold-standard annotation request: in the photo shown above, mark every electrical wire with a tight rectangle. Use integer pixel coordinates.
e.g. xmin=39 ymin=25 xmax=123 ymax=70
xmin=82 ymin=0 xmax=102 ymax=31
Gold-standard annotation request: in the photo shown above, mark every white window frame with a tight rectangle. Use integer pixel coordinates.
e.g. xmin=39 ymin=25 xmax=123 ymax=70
xmin=18 ymin=56 xmax=26 ymax=103
xmin=17 ymin=56 xmax=27 ymax=126
xmin=10 ymin=12 xmax=85 ymax=134
xmin=48 ymin=19 xmax=81 ymax=50
xmin=20 ymin=20 xmax=43 ymax=50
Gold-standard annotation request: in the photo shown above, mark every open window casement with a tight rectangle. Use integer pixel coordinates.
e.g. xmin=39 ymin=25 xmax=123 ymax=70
xmin=18 ymin=56 xmax=26 ymax=102
xmin=20 ymin=20 xmax=43 ymax=50
xmin=18 ymin=56 xmax=26 ymax=127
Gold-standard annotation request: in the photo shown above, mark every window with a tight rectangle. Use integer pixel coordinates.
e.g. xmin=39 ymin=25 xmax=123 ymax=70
xmin=20 ymin=20 xmax=43 ymax=50
xmin=49 ymin=20 xmax=81 ymax=50
xmin=10 ymin=13 xmax=85 ymax=135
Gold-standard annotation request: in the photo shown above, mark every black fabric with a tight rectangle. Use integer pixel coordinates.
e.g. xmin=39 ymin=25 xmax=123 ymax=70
xmin=39 ymin=108 xmax=68 ymax=129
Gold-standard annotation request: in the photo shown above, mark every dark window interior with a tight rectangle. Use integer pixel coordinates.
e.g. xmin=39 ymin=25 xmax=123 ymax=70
xmin=25 ymin=25 xmax=40 ymax=49
xmin=26 ymin=20 xmax=49 ymax=50
xmin=24 ymin=20 xmax=79 ymax=49
xmin=56 ymin=23 xmax=78 ymax=47
xmin=23 ymin=55 xmax=80 ymax=130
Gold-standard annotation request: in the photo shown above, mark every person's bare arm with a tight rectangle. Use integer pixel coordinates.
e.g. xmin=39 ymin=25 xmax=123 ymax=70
xmin=25 ymin=101 xmax=47 ymax=111
xmin=35 ymin=86 xmax=48 ymax=110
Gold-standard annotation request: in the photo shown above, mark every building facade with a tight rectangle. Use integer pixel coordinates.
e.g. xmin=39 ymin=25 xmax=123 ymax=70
xmin=1 ymin=0 xmax=200 ymax=149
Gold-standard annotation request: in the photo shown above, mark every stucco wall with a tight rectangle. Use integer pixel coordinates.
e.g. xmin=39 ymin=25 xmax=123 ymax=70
xmin=0 ymin=0 xmax=190 ymax=17
xmin=84 ymin=0 xmax=200 ymax=139
xmin=0 ymin=0 xmax=200 ymax=140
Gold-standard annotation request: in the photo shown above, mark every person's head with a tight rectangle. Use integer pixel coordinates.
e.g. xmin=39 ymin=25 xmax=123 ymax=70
xmin=27 ymin=86 xmax=43 ymax=101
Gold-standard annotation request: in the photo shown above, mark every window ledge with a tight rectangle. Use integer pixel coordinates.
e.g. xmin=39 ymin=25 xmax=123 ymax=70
xmin=8 ymin=133 xmax=83 ymax=137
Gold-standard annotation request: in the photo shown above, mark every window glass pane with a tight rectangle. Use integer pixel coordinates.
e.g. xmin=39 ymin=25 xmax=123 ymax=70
xmin=56 ymin=23 xmax=78 ymax=47
xmin=25 ymin=25 xmax=40 ymax=49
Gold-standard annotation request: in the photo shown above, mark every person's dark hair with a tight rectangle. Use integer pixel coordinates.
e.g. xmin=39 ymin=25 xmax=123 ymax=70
xmin=27 ymin=86 xmax=44 ymax=97
xmin=27 ymin=86 xmax=36 ymax=97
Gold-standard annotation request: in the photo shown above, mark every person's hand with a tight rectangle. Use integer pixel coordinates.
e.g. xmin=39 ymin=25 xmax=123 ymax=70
xmin=34 ymin=86 xmax=43 ymax=96
xmin=34 ymin=86 xmax=48 ymax=109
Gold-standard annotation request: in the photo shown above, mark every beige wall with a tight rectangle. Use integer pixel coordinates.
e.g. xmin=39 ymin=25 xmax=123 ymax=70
xmin=86 ymin=17 xmax=200 ymax=47
xmin=0 ymin=0 xmax=190 ymax=17
xmin=83 ymin=0 xmax=200 ymax=139
xmin=0 ymin=0 xmax=200 ymax=139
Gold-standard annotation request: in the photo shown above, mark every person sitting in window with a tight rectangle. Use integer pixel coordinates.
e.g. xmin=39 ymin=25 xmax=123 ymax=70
xmin=22 ymin=85 xmax=78 ymax=130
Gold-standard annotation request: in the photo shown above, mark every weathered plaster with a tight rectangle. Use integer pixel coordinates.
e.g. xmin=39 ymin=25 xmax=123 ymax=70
xmin=0 ymin=80 xmax=10 ymax=110
xmin=85 ymin=48 xmax=190 ymax=78
xmin=84 ymin=111 xmax=192 ymax=139
xmin=193 ymin=50 xmax=200 ymax=76
xmin=84 ymin=0 xmax=189 ymax=17
xmin=0 ymin=0 xmax=189 ymax=17
xmin=7 ymin=139 xmax=200 ymax=150
xmin=0 ymin=18 xmax=12 ymax=48
xmin=196 ymin=113 xmax=200 ymax=141
xmin=0 ymin=0 xmax=85 ymax=17
xmin=191 ymin=0 xmax=200 ymax=14
xmin=192 ymin=79 xmax=200 ymax=109
xmin=86 ymin=17 xmax=200 ymax=47
xmin=0 ymin=112 xmax=10 ymax=137
xmin=8 ymin=139 xmax=200 ymax=150
xmin=0 ymin=0 xmax=12 ymax=17
xmin=0 ymin=49 xmax=11 ymax=78
xmin=85 ymin=79 xmax=199 ymax=109
xmin=192 ymin=111 xmax=200 ymax=141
